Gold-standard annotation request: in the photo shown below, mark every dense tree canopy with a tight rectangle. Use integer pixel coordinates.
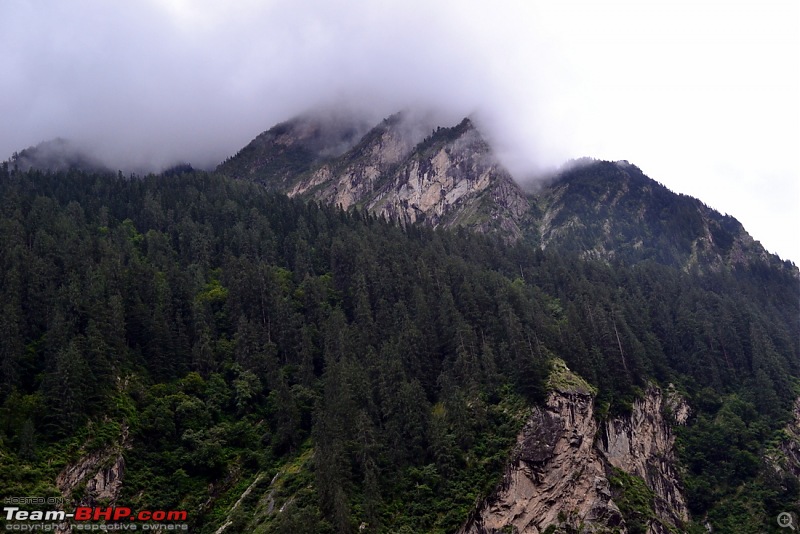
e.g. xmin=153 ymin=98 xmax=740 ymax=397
xmin=0 ymin=167 xmax=797 ymax=532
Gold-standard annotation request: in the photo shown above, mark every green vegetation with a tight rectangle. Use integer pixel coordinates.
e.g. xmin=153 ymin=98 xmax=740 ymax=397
xmin=216 ymin=123 xmax=318 ymax=188
xmin=547 ymin=358 xmax=597 ymax=395
xmin=415 ymin=118 xmax=477 ymax=156
xmin=609 ymin=468 xmax=657 ymax=534
xmin=0 ymin=165 xmax=797 ymax=532
xmin=677 ymin=393 xmax=800 ymax=532
xmin=537 ymin=160 xmax=796 ymax=274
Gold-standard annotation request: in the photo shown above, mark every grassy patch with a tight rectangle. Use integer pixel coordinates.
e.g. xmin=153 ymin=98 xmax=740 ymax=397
xmin=547 ymin=358 xmax=597 ymax=396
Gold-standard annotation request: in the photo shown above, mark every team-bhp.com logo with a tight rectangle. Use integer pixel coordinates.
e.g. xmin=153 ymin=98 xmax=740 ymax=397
xmin=3 ymin=506 xmax=188 ymax=530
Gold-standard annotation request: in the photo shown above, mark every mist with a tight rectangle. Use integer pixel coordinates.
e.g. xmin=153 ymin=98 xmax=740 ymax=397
xmin=1 ymin=0 xmax=797 ymax=261
xmin=1 ymin=1 xmax=521 ymax=172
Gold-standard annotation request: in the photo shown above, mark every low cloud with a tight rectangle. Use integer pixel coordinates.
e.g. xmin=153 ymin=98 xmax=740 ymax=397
xmin=0 ymin=1 xmax=572 ymax=174
xmin=1 ymin=0 xmax=797 ymax=259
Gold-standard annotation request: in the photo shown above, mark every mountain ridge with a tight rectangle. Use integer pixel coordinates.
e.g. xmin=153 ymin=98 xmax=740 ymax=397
xmin=8 ymin=138 xmax=112 ymax=175
xmin=8 ymin=111 xmax=795 ymax=273
xmin=217 ymin=110 xmax=797 ymax=275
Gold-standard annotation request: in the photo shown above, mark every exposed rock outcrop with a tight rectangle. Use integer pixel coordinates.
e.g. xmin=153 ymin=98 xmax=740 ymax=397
xmin=53 ymin=424 xmax=130 ymax=534
xmin=599 ymin=387 xmax=690 ymax=531
xmin=460 ymin=389 xmax=624 ymax=533
xmin=767 ymin=397 xmax=800 ymax=480
xmin=460 ymin=365 xmax=689 ymax=534
xmin=219 ymin=111 xmax=797 ymax=275
xmin=289 ymin=112 xmax=418 ymax=205
xmin=226 ymin=113 xmax=531 ymax=241
xmin=56 ymin=424 xmax=130 ymax=506
xmin=781 ymin=398 xmax=800 ymax=477
xmin=289 ymin=116 xmax=531 ymax=239
xmin=57 ymin=452 xmax=126 ymax=505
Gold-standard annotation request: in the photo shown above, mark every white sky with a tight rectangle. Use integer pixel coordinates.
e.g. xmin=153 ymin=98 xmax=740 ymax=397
xmin=1 ymin=0 xmax=798 ymax=262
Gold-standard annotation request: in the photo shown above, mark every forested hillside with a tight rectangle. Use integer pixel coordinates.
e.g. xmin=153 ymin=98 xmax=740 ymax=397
xmin=532 ymin=160 xmax=795 ymax=273
xmin=0 ymin=166 xmax=798 ymax=532
xmin=218 ymin=112 xmax=793 ymax=277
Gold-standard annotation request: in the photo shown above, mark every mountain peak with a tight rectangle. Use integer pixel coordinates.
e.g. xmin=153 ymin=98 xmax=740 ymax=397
xmin=216 ymin=109 xmax=373 ymax=187
xmin=218 ymin=111 xmax=795 ymax=275
xmin=10 ymin=138 xmax=111 ymax=174
xmin=269 ymin=112 xmax=529 ymax=236
xmin=534 ymin=158 xmax=796 ymax=274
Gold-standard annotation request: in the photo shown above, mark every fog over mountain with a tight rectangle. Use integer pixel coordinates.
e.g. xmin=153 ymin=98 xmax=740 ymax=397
xmin=1 ymin=0 xmax=797 ymax=261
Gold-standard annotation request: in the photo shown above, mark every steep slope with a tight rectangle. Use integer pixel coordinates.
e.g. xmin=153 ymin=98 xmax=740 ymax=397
xmin=460 ymin=362 xmax=690 ymax=534
xmin=534 ymin=159 xmax=794 ymax=272
xmin=770 ymin=397 xmax=800 ymax=480
xmin=364 ymin=118 xmax=530 ymax=237
xmin=216 ymin=110 xmax=373 ymax=189
xmin=0 ymin=168 xmax=797 ymax=533
xmin=220 ymin=111 xmax=795 ymax=274
xmin=221 ymin=112 xmax=533 ymax=240
xmin=8 ymin=138 xmax=111 ymax=174
xmin=286 ymin=112 xmax=421 ymax=206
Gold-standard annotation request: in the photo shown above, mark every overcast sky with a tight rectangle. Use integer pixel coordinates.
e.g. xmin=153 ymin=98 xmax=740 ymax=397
xmin=2 ymin=0 xmax=798 ymax=262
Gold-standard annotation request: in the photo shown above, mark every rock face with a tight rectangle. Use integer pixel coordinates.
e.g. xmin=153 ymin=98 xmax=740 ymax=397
xmin=459 ymin=389 xmax=624 ymax=533
xmin=599 ymin=388 xmax=690 ymax=531
xmin=56 ymin=425 xmax=130 ymax=506
xmin=291 ymin=116 xmax=532 ymax=239
xmin=459 ymin=374 xmax=689 ymax=534
xmin=365 ymin=123 xmax=530 ymax=237
xmin=219 ymin=110 xmax=797 ymax=275
xmin=222 ymin=113 xmax=532 ymax=240
xmin=53 ymin=425 xmax=130 ymax=534
xmin=769 ymin=397 xmax=800 ymax=479
xmin=57 ymin=451 xmax=126 ymax=505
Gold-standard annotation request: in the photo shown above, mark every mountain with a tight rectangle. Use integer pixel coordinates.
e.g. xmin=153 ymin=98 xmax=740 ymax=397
xmin=216 ymin=110 xmax=374 ymax=189
xmin=7 ymin=138 xmax=112 ymax=174
xmin=532 ymin=159 xmax=794 ymax=273
xmin=218 ymin=111 xmax=796 ymax=276
xmin=0 ymin=114 xmax=797 ymax=533
xmin=219 ymin=112 xmax=533 ymax=240
xmin=6 ymin=139 xmax=200 ymax=177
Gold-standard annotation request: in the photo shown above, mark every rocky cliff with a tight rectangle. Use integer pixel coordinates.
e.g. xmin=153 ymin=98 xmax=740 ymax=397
xmin=768 ymin=397 xmax=800 ymax=480
xmin=219 ymin=111 xmax=795 ymax=273
xmin=361 ymin=121 xmax=530 ymax=238
xmin=56 ymin=424 xmax=129 ymax=507
xmin=53 ymin=424 xmax=130 ymax=534
xmin=221 ymin=113 xmax=532 ymax=240
xmin=290 ymin=116 xmax=532 ymax=239
xmin=600 ymin=386 xmax=690 ymax=531
xmin=460 ymin=361 xmax=689 ymax=534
